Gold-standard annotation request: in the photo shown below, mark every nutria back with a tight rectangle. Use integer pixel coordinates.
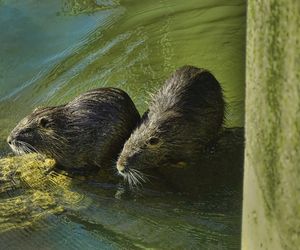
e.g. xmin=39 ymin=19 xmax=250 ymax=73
xmin=116 ymin=65 xmax=225 ymax=186
xmin=7 ymin=88 xmax=140 ymax=170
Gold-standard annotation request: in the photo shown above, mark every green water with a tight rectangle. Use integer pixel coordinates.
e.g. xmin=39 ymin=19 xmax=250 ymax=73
xmin=0 ymin=0 xmax=246 ymax=249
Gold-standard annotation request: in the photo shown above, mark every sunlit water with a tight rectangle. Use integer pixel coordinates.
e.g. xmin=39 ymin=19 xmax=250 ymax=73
xmin=0 ymin=0 xmax=246 ymax=249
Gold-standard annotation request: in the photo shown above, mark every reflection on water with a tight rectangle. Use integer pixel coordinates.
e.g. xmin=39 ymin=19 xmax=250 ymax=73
xmin=0 ymin=154 xmax=242 ymax=249
xmin=0 ymin=0 xmax=245 ymax=249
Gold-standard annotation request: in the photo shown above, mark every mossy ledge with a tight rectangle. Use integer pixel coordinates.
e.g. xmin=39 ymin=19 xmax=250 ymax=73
xmin=242 ymin=1 xmax=300 ymax=249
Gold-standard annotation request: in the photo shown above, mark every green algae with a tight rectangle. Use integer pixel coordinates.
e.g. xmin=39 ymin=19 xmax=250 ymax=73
xmin=59 ymin=0 xmax=117 ymax=16
xmin=0 ymin=154 xmax=84 ymax=233
xmin=242 ymin=1 xmax=300 ymax=249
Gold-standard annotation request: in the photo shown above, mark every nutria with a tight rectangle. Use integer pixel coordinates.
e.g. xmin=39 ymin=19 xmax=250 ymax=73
xmin=7 ymin=88 xmax=140 ymax=170
xmin=116 ymin=65 xmax=225 ymax=186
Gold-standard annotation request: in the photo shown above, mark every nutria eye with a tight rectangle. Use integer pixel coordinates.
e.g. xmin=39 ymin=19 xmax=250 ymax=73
xmin=39 ymin=118 xmax=50 ymax=128
xmin=148 ymin=137 xmax=160 ymax=145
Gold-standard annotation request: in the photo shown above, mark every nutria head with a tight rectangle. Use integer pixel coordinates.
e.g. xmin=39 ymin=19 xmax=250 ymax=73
xmin=7 ymin=88 xmax=140 ymax=169
xmin=116 ymin=65 xmax=225 ymax=187
xmin=7 ymin=106 xmax=67 ymax=157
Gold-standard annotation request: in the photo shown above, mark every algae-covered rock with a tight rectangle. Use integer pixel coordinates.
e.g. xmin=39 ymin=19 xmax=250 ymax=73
xmin=0 ymin=154 xmax=85 ymax=233
xmin=0 ymin=154 xmax=55 ymax=191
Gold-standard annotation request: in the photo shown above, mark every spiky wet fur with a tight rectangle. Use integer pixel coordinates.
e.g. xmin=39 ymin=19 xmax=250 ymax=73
xmin=117 ymin=65 xmax=225 ymax=188
xmin=8 ymin=88 xmax=140 ymax=170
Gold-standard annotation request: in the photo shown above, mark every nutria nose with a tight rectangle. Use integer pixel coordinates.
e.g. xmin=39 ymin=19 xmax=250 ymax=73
xmin=7 ymin=135 xmax=13 ymax=145
xmin=119 ymin=168 xmax=126 ymax=174
xmin=117 ymin=164 xmax=125 ymax=173
xmin=117 ymin=161 xmax=127 ymax=174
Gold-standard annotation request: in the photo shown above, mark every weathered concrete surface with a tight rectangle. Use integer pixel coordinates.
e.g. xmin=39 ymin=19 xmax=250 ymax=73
xmin=242 ymin=1 xmax=300 ymax=249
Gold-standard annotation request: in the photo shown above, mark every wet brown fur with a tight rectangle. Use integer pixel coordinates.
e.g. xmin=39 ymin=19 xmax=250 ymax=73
xmin=7 ymin=88 xmax=140 ymax=170
xmin=117 ymin=65 xmax=225 ymax=186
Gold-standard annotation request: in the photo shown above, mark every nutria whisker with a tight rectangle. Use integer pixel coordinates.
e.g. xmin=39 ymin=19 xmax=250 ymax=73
xmin=20 ymin=141 xmax=38 ymax=156
xmin=13 ymin=141 xmax=24 ymax=155
xmin=20 ymin=143 xmax=31 ymax=154
xmin=123 ymin=171 xmax=136 ymax=189
xmin=20 ymin=141 xmax=39 ymax=154
xmin=15 ymin=141 xmax=26 ymax=154
xmin=131 ymin=171 xmax=144 ymax=186
xmin=127 ymin=171 xmax=142 ymax=189
xmin=123 ymin=168 xmax=148 ymax=190
xmin=129 ymin=172 xmax=138 ymax=187
xmin=130 ymin=169 xmax=148 ymax=183
xmin=126 ymin=173 xmax=133 ymax=188
xmin=38 ymin=132 xmax=62 ymax=159
xmin=21 ymin=143 xmax=32 ymax=154
xmin=45 ymin=136 xmax=65 ymax=159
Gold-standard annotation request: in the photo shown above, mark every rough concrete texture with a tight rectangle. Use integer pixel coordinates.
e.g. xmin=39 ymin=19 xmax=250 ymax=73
xmin=242 ymin=1 xmax=300 ymax=249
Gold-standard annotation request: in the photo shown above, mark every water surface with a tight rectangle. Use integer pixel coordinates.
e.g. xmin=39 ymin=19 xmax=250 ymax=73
xmin=0 ymin=0 xmax=246 ymax=249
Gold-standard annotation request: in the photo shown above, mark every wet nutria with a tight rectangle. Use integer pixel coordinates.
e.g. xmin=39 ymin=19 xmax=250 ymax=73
xmin=116 ymin=65 xmax=225 ymax=186
xmin=7 ymin=88 xmax=140 ymax=170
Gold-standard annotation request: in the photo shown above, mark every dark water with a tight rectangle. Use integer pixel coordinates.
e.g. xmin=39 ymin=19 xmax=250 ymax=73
xmin=0 ymin=0 xmax=246 ymax=249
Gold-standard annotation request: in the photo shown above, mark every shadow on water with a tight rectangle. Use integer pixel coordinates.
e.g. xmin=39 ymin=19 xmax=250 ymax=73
xmin=0 ymin=0 xmax=246 ymax=249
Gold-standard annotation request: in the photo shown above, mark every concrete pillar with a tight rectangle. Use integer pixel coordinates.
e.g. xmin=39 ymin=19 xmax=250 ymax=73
xmin=242 ymin=1 xmax=300 ymax=249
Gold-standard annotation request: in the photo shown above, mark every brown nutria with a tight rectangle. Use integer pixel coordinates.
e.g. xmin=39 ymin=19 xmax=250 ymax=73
xmin=116 ymin=65 xmax=225 ymax=187
xmin=7 ymin=88 xmax=140 ymax=170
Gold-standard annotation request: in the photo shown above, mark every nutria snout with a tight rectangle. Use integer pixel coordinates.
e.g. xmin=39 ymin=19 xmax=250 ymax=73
xmin=8 ymin=88 xmax=140 ymax=169
xmin=116 ymin=65 xmax=225 ymax=186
